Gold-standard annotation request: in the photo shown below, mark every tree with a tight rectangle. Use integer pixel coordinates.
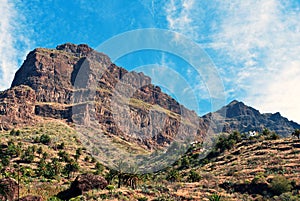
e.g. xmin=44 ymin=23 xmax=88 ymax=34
xmin=63 ymin=160 xmax=79 ymax=178
xmin=40 ymin=134 xmax=51 ymax=145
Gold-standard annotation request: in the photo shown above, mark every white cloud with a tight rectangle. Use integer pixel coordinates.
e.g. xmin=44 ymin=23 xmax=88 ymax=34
xmin=164 ymin=0 xmax=300 ymax=122
xmin=0 ymin=0 xmax=31 ymax=90
xmin=165 ymin=0 xmax=199 ymax=40
xmin=213 ymin=0 xmax=300 ymax=122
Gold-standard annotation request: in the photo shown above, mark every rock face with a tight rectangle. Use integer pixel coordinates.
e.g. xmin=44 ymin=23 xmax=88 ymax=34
xmin=0 ymin=85 xmax=36 ymax=130
xmin=0 ymin=177 xmax=18 ymax=201
xmin=5 ymin=43 xmax=205 ymax=149
xmin=57 ymin=174 xmax=108 ymax=200
xmin=204 ymin=100 xmax=300 ymax=136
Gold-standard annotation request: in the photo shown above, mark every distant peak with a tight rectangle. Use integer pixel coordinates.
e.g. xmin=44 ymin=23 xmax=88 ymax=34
xmin=228 ymin=100 xmax=243 ymax=106
xmin=56 ymin=43 xmax=93 ymax=55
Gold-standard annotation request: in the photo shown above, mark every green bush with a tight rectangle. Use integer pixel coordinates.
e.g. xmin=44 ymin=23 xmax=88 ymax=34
xmin=106 ymin=184 xmax=115 ymax=195
xmin=10 ymin=129 xmax=21 ymax=136
xmin=48 ymin=196 xmax=63 ymax=201
xmin=48 ymin=197 xmax=63 ymax=201
xmin=208 ymin=193 xmax=222 ymax=201
xmin=270 ymin=175 xmax=292 ymax=196
xmin=188 ymin=170 xmax=201 ymax=182
xmin=40 ymin=134 xmax=51 ymax=145
xmin=267 ymin=132 xmax=280 ymax=140
xmin=166 ymin=169 xmax=180 ymax=182
xmin=95 ymin=162 xmax=104 ymax=175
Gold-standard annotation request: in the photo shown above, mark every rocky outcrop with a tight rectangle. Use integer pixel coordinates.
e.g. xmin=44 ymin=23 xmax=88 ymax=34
xmin=204 ymin=100 xmax=300 ymax=136
xmin=0 ymin=177 xmax=18 ymax=201
xmin=0 ymin=85 xmax=36 ymax=130
xmin=57 ymin=174 xmax=107 ymax=200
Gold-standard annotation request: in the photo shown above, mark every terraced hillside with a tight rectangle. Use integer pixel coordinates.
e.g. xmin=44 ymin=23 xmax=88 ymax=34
xmin=1 ymin=122 xmax=299 ymax=200
xmin=166 ymin=136 xmax=300 ymax=200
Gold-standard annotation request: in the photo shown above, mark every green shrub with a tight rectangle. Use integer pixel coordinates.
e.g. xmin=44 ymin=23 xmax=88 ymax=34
xmin=251 ymin=173 xmax=266 ymax=184
xmin=180 ymin=156 xmax=190 ymax=169
xmin=270 ymin=175 xmax=292 ymax=195
xmin=268 ymin=132 xmax=280 ymax=140
xmin=47 ymin=196 xmax=63 ymax=201
xmin=94 ymin=162 xmax=104 ymax=175
xmin=166 ymin=169 xmax=180 ymax=182
xmin=40 ymin=134 xmax=51 ymax=145
xmin=208 ymin=193 xmax=222 ymax=201
xmin=188 ymin=170 xmax=201 ymax=182
xmin=106 ymin=185 xmax=115 ymax=195
xmin=10 ymin=129 xmax=21 ymax=136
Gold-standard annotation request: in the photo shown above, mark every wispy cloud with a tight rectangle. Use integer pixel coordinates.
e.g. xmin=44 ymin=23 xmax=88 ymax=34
xmin=213 ymin=0 xmax=300 ymax=122
xmin=164 ymin=0 xmax=300 ymax=122
xmin=165 ymin=0 xmax=199 ymax=40
xmin=0 ymin=0 xmax=32 ymax=90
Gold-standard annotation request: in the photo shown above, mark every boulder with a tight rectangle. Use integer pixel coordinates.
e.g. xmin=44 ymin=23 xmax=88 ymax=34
xmin=0 ymin=177 xmax=18 ymax=201
xmin=57 ymin=174 xmax=108 ymax=200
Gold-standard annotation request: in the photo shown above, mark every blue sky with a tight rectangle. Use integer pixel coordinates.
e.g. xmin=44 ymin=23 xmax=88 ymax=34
xmin=1 ymin=0 xmax=300 ymax=122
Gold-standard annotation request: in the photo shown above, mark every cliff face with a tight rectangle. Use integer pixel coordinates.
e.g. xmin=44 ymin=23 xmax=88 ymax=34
xmin=0 ymin=85 xmax=36 ymax=130
xmin=2 ymin=43 xmax=206 ymax=149
xmin=203 ymin=100 xmax=300 ymax=137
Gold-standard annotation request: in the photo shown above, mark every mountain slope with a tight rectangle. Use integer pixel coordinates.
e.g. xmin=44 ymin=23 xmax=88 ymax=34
xmin=203 ymin=100 xmax=300 ymax=137
xmin=1 ymin=43 xmax=206 ymax=151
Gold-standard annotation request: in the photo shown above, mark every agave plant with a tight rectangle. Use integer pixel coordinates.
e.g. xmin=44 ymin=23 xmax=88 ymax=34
xmin=209 ymin=193 xmax=222 ymax=201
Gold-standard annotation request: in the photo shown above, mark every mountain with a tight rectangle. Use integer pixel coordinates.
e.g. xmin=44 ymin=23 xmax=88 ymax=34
xmin=204 ymin=100 xmax=300 ymax=136
xmin=0 ymin=43 xmax=207 ymax=151
xmin=0 ymin=43 xmax=299 ymax=145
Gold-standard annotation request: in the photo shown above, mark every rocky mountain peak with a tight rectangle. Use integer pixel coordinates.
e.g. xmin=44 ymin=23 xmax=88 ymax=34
xmin=205 ymin=100 xmax=300 ymax=136
xmin=216 ymin=100 xmax=260 ymax=119
xmin=56 ymin=43 xmax=93 ymax=56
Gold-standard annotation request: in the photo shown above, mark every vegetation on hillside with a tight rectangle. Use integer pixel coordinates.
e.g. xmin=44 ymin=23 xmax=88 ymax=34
xmin=0 ymin=123 xmax=300 ymax=200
